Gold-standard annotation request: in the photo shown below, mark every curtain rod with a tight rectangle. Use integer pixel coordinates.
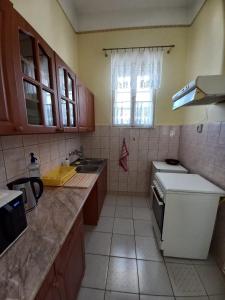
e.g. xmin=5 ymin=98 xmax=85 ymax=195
xmin=102 ymin=45 xmax=175 ymax=57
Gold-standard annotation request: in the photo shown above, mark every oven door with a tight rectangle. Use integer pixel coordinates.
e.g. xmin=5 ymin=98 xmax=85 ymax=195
xmin=151 ymin=185 xmax=165 ymax=238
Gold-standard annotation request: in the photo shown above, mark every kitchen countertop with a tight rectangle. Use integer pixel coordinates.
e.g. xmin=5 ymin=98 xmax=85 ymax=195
xmin=0 ymin=160 xmax=107 ymax=300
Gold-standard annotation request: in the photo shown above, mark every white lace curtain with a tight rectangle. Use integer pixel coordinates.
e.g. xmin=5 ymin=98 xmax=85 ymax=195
xmin=111 ymin=48 xmax=164 ymax=127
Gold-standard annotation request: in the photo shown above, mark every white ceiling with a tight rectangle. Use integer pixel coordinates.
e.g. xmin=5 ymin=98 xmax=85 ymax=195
xmin=58 ymin=0 xmax=206 ymax=32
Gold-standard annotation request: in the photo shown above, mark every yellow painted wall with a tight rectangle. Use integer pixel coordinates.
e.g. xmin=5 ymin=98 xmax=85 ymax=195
xmin=77 ymin=28 xmax=188 ymax=125
xmin=11 ymin=0 xmax=79 ymax=73
xmin=182 ymin=0 xmax=225 ymax=124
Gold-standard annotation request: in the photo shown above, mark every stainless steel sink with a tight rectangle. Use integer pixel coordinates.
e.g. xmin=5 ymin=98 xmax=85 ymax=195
xmin=71 ymin=158 xmax=104 ymax=167
xmin=84 ymin=159 xmax=104 ymax=165
xmin=76 ymin=165 xmax=100 ymax=173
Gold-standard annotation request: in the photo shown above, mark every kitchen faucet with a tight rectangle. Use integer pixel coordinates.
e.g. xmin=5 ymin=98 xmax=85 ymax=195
xmin=69 ymin=146 xmax=84 ymax=160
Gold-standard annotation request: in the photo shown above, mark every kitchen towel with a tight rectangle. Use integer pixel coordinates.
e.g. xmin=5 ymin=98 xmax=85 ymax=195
xmin=119 ymin=138 xmax=129 ymax=172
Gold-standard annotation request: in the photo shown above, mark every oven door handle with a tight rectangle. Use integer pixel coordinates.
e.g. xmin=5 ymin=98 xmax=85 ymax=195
xmin=151 ymin=185 xmax=164 ymax=206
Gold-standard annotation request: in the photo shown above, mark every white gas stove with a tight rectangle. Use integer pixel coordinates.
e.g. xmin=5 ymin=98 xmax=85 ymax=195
xmin=152 ymin=172 xmax=225 ymax=260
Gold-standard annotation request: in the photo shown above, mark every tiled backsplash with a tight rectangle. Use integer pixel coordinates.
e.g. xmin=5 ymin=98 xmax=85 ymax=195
xmin=179 ymin=122 xmax=225 ymax=275
xmin=0 ymin=133 xmax=80 ymax=188
xmin=80 ymin=125 xmax=180 ymax=194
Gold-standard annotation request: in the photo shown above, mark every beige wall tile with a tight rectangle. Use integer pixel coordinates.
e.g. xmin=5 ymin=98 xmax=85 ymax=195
xmin=50 ymin=141 xmax=59 ymax=160
xmin=37 ymin=134 xmax=50 ymax=144
xmin=3 ymin=148 xmax=26 ymax=180
xmin=39 ymin=143 xmax=51 ymax=164
xmin=0 ymin=151 xmax=6 ymax=183
xmin=22 ymin=135 xmax=38 ymax=146
xmin=139 ymin=128 xmax=150 ymax=138
xmin=58 ymin=140 xmax=66 ymax=158
xmin=100 ymin=137 xmax=110 ymax=149
xmin=1 ymin=135 xmax=23 ymax=149
xmin=110 ymin=127 xmax=120 ymax=137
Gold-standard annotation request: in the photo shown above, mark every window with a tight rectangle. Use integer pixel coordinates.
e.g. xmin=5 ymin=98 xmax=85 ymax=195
xmin=111 ymin=49 xmax=164 ymax=127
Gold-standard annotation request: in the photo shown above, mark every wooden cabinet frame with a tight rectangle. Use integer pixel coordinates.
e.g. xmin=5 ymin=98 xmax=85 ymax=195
xmin=0 ymin=0 xmax=22 ymax=135
xmin=77 ymin=79 xmax=95 ymax=132
xmin=55 ymin=54 xmax=78 ymax=132
xmin=12 ymin=10 xmax=60 ymax=134
xmin=0 ymin=3 xmax=95 ymax=135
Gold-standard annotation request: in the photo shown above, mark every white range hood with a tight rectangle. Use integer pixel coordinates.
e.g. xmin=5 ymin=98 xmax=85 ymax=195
xmin=172 ymin=75 xmax=225 ymax=110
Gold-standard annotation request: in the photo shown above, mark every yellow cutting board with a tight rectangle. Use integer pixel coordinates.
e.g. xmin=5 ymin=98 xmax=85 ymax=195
xmin=63 ymin=173 xmax=98 ymax=189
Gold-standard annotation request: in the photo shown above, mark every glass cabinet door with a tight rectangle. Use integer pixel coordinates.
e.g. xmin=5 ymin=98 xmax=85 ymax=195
xmin=59 ymin=68 xmax=66 ymax=97
xmin=39 ymin=46 xmax=51 ymax=88
xmin=19 ymin=31 xmax=36 ymax=80
xmin=56 ymin=55 xmax=77 ymax=131
xmin=23 ymin=81 xmax=41 ymax=125
xmin=42 ymin=90 xmax=54 ymax=126
xmin=17 ymin=23 xmax=58 ymax=131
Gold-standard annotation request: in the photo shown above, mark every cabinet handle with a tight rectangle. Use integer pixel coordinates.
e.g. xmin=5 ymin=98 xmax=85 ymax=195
xmin=53 ymin=279 xmax=59 ymax=288
xmin=56 ymin=127 xmax=64 ymax=132
xmin=15 ymin=125 xmax=24 ymax=132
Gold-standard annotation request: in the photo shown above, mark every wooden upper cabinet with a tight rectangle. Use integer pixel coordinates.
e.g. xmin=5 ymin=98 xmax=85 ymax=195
xmin=87 ymin=89 xmax=95 ymax=132
xmin=55 ymin=54 xmax=78 ymax=132
xmin=12 ymin=10 xmax=60 ymax=133
xmin=0 ymin=0 xmax=21 ymax=135
xmin=77 ymin=79 xmax=95 ymax=132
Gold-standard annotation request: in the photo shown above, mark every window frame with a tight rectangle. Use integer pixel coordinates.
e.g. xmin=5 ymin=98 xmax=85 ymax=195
xmin=112 ymin=77 xmax=156 ymax=129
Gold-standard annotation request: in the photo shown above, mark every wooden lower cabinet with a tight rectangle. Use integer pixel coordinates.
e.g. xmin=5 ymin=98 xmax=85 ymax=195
xmin=35 ymin=212 xmax=85 ymax=300
xmin=83 ymin=163 xmax=107 ymax=225
xmin=35 ymin=266 xmax=64 ymax=300
xmin=97 ymin=164 xmax=107 ymax=215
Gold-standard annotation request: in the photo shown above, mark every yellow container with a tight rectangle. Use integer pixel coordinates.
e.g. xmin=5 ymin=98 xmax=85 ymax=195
xmin=42 ymin=166 xmax=76 ymax=186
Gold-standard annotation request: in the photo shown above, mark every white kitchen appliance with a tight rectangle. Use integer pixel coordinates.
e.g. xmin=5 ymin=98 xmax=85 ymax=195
xmin=149 ymin=161 xmax=188 ymax=207
xmin=172 ymin=75 xmax=225 ymax=110
xmin=152 ymin=173 xmax=225 ymax=259
xmin=152 ymin=161 xmax=188 ymax=175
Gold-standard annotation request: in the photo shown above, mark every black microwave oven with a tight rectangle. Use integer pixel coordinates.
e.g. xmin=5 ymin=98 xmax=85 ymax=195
xmin=0 ymin=190 xmax=28 ymax=257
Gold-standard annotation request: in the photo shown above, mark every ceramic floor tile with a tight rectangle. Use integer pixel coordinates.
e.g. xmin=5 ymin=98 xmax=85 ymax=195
xmin=105 ymin=291 xmax=139 ymax=300
xmin=117 ymin=197 xmax=132 ymax=207
xmin=105 ymin=194 xmax=118 ymax=202
xmin=132 ymin=197 xmax=149 ymax=208
xmin=164 ymin=257 xmax=195 ymax=265
xmin=195 ymin=264 xmax=225 ymax=295
xmin=77 ymin=288 xmax=105 ymax=300
xmin=85 ymin=231 xmax=112 ymax=255
xmin=209 ymin=296 xmax=225 ymax=300
xmin=85 ymin=217 xmax=114 ymax=233
xmin=175 ymin=297 xmax=209 ymax=300
xmin=138 ymin=260 xmax=173 ymax=296
xmin=115 ymin=206 xmax=133 ymax=219
xmin=140 ymin=296 xmax=175 ymax=300
xmin=104 ymin=198 xmax=117 ymax=206
xmin=101 ymin=205 xmax=116 ymax=217
xmin=113 ymin=218 xmax=134 ymax=235
xmin=133 ymin=207 xmax=152 ymax=220
xmin=82 ymin=254 xmax=109 ymax=289
xmin=135 ymin=236 xmax=163 ymax=261
xmin=110 ymin=234 xmax=136 ymax=258
xmin=166 ymin=263 xmax=207 ymax=297
xmin=106 ymin=257 xmax=139 ymax=293
xmin=165 ymin=254 xmax=215 ymax=265
xmin=134 ymin=220 xmax=154 ymax=237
